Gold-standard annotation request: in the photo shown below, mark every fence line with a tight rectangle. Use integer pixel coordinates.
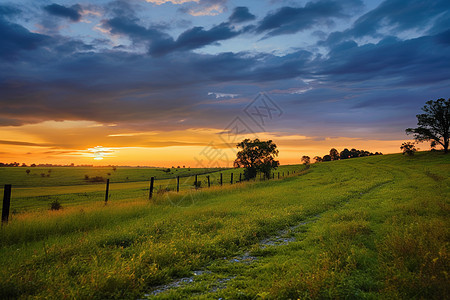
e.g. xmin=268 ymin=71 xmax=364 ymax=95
xmin=1 ymin=168 xmax=304 ymax=219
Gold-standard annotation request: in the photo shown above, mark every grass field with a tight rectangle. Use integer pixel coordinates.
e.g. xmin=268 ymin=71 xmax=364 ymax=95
xmin=0 ymin=152 xmax=449 ymax=299
xmin=0 ymin=166 xmax=228 ymax=187
xmin=0 ymin=165 xmax=301 ymax=213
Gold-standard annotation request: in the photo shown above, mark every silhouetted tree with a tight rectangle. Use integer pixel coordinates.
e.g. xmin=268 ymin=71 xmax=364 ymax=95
xmin=314 ymin=156 xmax=323 ymax=163
xmin=340 ymin=148 xmax=351 ymax=159
xmin=401 ymin=142 xmax=417 ymax=156
xmin=350 ymin=148 xmax=359 ymax=158
xmin=301 ymin=156 xmax=310 ymax=166
xmin=406 ymin=98 xmax=450 ymax=153
xmin=323 ymin=155 xmax=332 ymax=161
xmin=25 ymin=169 xmax=30 ymax=175
xmin=329 ymin=148 xmax=339 ymax=160
xmin=234 ymin=138 xmax=280 ymax=180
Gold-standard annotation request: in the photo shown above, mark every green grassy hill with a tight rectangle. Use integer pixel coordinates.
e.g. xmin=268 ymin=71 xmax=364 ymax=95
xmin=0 ymin=152 xmax=448 ymax=299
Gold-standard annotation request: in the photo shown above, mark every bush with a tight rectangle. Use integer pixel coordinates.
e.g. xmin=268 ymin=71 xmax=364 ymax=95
xmin=401 ymin=142 xmax=417 ymax=156
xmin=50 ymin=200 xmax=62 ymax=210
xmin=193 ymin=181 xmax=202 ymax=189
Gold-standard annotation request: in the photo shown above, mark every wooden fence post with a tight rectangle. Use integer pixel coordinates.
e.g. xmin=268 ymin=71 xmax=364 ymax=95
xmin=2 ymin=184 xmax=11 ymax=225
xmin=195 ymin=175 xmax=198 ymax=187
xmin=272 ymin=173 xmax=274 ymax=179
xmin=288 ymin=171 xmax=289 ymax=176
xmin=177 ymin=176 xmax=180 ymax=192
xmin=104 ymin=179 xmax=110 ymax=204
xmin=278 ymin=172 xmax=280 ymax=179
xmin=220 ymin=173 xmax=223 ymax=186
xmin=207 ymin=175 xmax=210 ymax=188
xmin=149 ymin=177 xmax=154 ymax=200
xmin=239 ymin=173 xmax=242 ymax=182
xmin=230 ymin=173 xmax=233 ymax=184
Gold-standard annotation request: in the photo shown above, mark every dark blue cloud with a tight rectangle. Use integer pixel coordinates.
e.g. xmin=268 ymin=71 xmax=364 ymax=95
xmin=319 ymin=32 xmax=450 ymax=86
xmin=228 ymin=7 xmax=255 ymax=24
xmin=0 ymin=18 xmax=50 ymax=59
xmin=103 ymin=16 xmax=171 ymax=44
xmin=102 ymin=16 xmax=241 ymax=56
xmin=153 ymin=22 xmax=240 ymax=55
xmin=350 ymin=0 xmax=450 ymax=38
xmin=255 ymin=0 xmax=362 ymax=37
xmin=43 ymin=4 xmax=82 ymax=22
xmin=105 ymin=0 xmax=141 ymax=19
xmin=0 ymin=4 xmax=21 ymax=17
xmin=428 ymin=11 xmax=450 ymax=35
xmin=1 ymin=0 xmax=450 ymax=142
xmin=320 ymin=0 xmax=450 ymax=47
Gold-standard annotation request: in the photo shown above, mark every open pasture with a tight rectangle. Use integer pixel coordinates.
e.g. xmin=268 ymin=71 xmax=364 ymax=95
xmin=0 ymin=152 xmax=448 ymax=299
xmin=0 ymin=165 xmax=302 ymax=212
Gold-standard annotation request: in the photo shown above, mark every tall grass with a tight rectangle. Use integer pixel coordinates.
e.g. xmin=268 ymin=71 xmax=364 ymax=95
xmin=0 ymin=152 xmax=448 ymax=299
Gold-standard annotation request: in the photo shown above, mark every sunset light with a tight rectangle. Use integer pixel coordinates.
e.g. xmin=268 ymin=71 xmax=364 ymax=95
xmin=1 ymin=0 xmax=448 ymax=167
xmin=0 ymin=1 xmax=449 ymax=299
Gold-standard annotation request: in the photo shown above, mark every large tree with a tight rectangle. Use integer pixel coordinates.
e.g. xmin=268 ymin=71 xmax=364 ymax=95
xmin=406 ymin=98 xmax=450 ymax=153
xmin=329 ymin=148 xmax=339 ymax=161
xmin=301 ymin=155 xmax=310 ymax=165
xmin=339 ymin=148 xmax=351 ymax=159
xmin=234 ymin=139 xmax=280 ymax=180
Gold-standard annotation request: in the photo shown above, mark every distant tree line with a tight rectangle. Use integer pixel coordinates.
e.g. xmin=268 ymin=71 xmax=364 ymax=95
xmin=0 ymin=162 xmax=94 ymax=167
xmin=313 ymin=148 xmax=382 ymax=163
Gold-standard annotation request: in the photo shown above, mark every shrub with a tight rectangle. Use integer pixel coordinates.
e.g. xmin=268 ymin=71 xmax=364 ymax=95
xmin=50 ymin=200 xmax=62 ymax=210
xmin=193 ymin=181 xmax=202 ymax=189
xmin=401 ymin=142 xmax=417 ymax=156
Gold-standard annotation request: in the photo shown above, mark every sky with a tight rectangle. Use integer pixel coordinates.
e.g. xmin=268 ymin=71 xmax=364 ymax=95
xmin=0 ymin=0 xmax=449 ymax=167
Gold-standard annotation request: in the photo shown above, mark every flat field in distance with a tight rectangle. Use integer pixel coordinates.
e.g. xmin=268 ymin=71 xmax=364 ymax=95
xmin=0 ymin=165 xmax=300 ymax=212
xmin=0 ymin=152 xmax=448 ymax=299
xmin=0 ymin=166 xmax=226 ymax=187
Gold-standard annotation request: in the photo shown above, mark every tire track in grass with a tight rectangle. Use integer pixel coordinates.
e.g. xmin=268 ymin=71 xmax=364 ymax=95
xmin=142 ymin=174 xmax=394 ymax=299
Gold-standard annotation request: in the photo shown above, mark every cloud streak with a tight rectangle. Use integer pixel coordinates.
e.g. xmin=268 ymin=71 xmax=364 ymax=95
xmin=43 ymin=3 xmax=82 ymax=22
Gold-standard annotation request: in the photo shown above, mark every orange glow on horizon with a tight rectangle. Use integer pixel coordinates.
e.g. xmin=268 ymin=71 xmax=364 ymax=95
xmin=0 ymin=120 xmax=423 ymax=167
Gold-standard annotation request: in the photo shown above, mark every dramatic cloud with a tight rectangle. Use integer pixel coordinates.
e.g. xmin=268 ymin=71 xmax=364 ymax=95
xmin=152 ymin=22 xmax=240 ymax=55
xmin=228 ymin=7 xmax=255 ymax=24
xmin=102 ymin=16 xmax=172 ymax=47
xmin=43 ymin=3 xmax=82 ymax=22
xmin=320 ymin=33 xmax=450 ymax=85
xmin=255 ymin=0 xmax=362 ymax=37
xmin=0 ymin=17 xmax=50 ymax=59
xmin=350 ymin=0 xmax=450 ymax=38
xmin=102 ymin=15 xmax=240 ymax=56
xmin=320 ymin=0 xmax=450 ymax=47
xmin=1 ymin=0 xmax=450 ymax=164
